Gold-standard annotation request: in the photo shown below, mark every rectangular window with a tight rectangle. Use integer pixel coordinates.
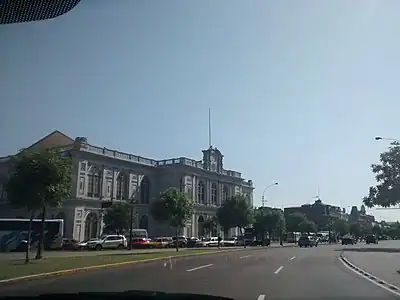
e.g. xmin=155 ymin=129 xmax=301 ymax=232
xmin=80 ymin=162 xmax=86 ymax=171
xmin=106 ymin=180 xmax=112 ymax=197
xmin=79 ymin=177 xmax=85 ymax=195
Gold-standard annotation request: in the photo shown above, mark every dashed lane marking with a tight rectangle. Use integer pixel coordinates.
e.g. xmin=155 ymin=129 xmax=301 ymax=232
xmin=274 ymin=266 xmax=284 ymax=274
xmin=186 ymin=264 xmax=214 ymax=272
xmin=239 ymin=255 xmax=251 ymax=259
xmin=290 ymin=256 xmax=296 ymax=261
xmin=257 ymin=294 xmax=266 ymax=300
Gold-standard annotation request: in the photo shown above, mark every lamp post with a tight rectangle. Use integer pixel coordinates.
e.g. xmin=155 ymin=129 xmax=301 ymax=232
xmin=260 ymin=182 xmax=278 ymax=246
xmin=261 ymin=182 xmax=279 ymax=208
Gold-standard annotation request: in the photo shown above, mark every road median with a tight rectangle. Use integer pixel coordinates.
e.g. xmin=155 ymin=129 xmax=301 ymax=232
xmin=0 ymin=247 xmax=251 ymax=284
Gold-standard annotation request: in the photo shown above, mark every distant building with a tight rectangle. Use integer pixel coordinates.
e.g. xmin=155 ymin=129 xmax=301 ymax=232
xmin=0 ymin=131 xmax=254 ymax=241
xmin=284 ymin=199 xmax=342 ymax=231
xmin=349 ymin=205 xmax=375 ymax=225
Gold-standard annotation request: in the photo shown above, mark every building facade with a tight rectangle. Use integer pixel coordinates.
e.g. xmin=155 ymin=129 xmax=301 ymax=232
xmin=0 ymin=131 xmax=254 ymax=241
xmin=284 ymin=199 xmax=342 ymax=231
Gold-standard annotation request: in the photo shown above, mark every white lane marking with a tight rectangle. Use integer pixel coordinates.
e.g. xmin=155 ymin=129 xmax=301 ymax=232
xmin=239 ymin=255 xmax=251 ymax=259
xmin=338 ymin=257 xmax=400 ymax=298
xmin=186 ymin=264 xmax=214 ymax=272
xmin=274 ymin=266 xmax=284 ymax=274
xmin=290 ymin=256 xmax=296 ymax=261
xmin=257 ymin=294 xmax=266 ymax=300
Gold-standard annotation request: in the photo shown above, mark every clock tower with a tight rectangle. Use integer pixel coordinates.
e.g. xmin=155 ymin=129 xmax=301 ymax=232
xmin=202 ymin=146 xmax=223 ymax=173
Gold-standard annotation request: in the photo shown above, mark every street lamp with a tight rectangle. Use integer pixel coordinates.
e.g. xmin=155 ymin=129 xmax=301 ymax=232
xmin=259 ymin=182 xmax=279 ymax=247
xmin=375 ymin=136 xmax=400 ymax=143
xmin=261 ymin=182 xmax=278 ymax=208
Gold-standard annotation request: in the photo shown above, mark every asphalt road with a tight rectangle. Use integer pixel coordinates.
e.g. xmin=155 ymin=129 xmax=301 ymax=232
xmin=0 ymin=244 xmax=398 ymax=299
xmin=341 ymin=240 xmax=400 ymax=289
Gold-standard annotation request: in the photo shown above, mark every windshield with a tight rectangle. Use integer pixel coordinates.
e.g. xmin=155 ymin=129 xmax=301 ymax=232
xmin=0 ymin=1 xmax=397 ymax=299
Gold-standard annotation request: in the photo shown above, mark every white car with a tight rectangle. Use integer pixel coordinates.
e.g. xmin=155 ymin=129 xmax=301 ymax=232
xmin=86 ymin=235 xmax=127 ymax=250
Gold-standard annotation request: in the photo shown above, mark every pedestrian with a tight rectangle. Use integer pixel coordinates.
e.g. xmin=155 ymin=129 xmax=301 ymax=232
xmin=218 ymin=235 xmax=222 ymax=249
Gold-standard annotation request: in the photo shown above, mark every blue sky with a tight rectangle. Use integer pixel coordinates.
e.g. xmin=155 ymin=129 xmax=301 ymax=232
xmin=1 ymin=0 xmax=400 ymax=221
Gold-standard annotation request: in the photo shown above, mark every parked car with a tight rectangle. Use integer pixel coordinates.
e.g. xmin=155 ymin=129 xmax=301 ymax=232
xmin=366 ymin=234 xmax=378 ymax=244
xmin=86 ymin=235 xmax=127 ymax=250
xmin=223 ymin=237 xmax=238 ymax=247
xmin=151 ymin=237 xmax=173 ymax=248
xmin=170 ymin=236 xmax=187 ymax=248
xmin=62 ymin=238 xmax=80 ymax=250
xmin=342 ymin=235 xmax=357 ymax=245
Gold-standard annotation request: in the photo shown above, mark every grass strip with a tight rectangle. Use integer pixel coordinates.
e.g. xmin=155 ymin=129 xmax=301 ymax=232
xmin=0 ymin=249 xmax=215 ymax=281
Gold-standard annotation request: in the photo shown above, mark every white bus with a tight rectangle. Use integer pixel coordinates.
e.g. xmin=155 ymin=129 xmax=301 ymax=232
xmin=126 ymin=229 xmax=148 ymax=239
xmin=0 ymin=218 xmax=64 ymax=252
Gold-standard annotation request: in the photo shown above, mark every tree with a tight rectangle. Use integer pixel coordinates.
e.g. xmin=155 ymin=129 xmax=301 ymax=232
xmin=217 ymin=195 xmax=252 ymax=244
xmin=150 ymin=187 xmax=194 ymax=252
xmin=363 ymin=142 xmax=400 ymax=208
xmin=103 ymin=202 xmax=132 ymax=234
xmin=5 ymin=150 xmax=72 ymax=262
xmin=332 ymin=219 xmax=349 ymax=236
xmin=372 ymin=224 xmax=382 ymax=236
xmin=349 ymin=222 xmax=361 ymax=238
xmin=203 ymin=217 xmax=218 ymax=236
xmin=298 ymin=219 xmax=316 ymax=234
xmin=285 ymin=212 xmax=307 ymax=233
xmin=253 ymin=208 xmax=280 ymax=246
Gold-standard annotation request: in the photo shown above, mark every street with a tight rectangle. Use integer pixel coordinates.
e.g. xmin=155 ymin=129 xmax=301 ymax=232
xmin=0 ymin=244 xmax=398 ymax=299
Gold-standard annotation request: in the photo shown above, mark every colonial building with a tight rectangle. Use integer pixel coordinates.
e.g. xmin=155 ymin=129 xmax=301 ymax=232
xmin=0 ymin=131 xmax=254 ymax=241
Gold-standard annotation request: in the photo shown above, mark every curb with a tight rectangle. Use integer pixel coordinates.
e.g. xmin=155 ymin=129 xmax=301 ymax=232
xmin=339 ymin=252 xmax=400 ymax=293
xmin=0 ymin=247 xmax=256 ymax=285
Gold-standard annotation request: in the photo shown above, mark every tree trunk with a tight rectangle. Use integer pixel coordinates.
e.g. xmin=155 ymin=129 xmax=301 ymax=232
xmin=36 ymin=206 xmax=46 ymax=260
xmin=25 ymin=211 xmax=34 ymax=264
xmin=175 ymin=229 xmax=179 ymax=252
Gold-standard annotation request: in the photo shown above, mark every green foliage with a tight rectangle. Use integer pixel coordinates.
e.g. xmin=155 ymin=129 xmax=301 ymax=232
xmin=203 ymin=217 xmax=218 ymax=236
xmin=254 ymin=208 xmax=285 ymax=236
xmin=216 ymin=195 xmax=252 ymax=233
xmin=285 ymin=212 xmax=307 ymax=233
xmin=5 ymin=149 xmax=72 ymax=261
xmin=363 ymin=142 xmax=400 ymax=208
xmin=372 ymin=224 xmax=381 ymax=236
xmin=103 ymin=202 xmax=132 ymax=234
xmin=332 ymin=219 xmax=349 ymax=236
xmin=150 ymin=187 xmax=194 ymax=229
xmin=382 ymin=222 xmax=400 ymax=239
xmin=298 ymin=219 xmax=316 ymax=234
xmin=6 ymin=149 xmax=72 ymax=211
xmin=349 ymin=222 xmax=361 ymax=237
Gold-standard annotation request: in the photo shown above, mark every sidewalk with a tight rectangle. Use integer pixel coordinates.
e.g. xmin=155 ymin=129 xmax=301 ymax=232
xmin=342 ymin=251 xmax=400 ymax=288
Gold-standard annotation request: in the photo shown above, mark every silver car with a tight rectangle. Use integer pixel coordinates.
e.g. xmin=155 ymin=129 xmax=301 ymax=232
xmin=87 ymin=235 xmax=127 ymax=250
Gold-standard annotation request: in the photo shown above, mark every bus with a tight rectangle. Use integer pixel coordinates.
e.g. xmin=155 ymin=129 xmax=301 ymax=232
xmin=124 ymin=229 xmax=148 ymax=239
xmin=0 ymin=218 xmax=64 ymax=252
